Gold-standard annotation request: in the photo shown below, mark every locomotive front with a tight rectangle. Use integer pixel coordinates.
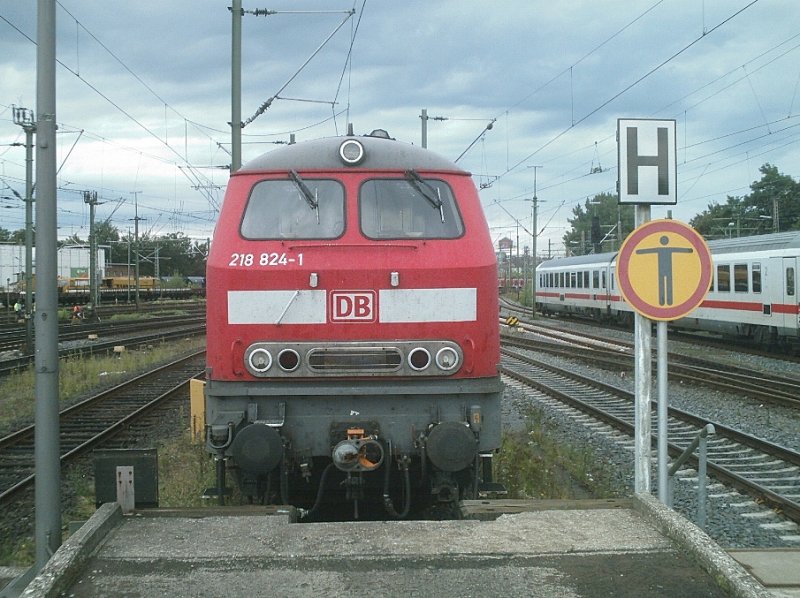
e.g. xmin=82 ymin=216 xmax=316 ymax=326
xmin=205 ymin=131 xmax=502 ymax=516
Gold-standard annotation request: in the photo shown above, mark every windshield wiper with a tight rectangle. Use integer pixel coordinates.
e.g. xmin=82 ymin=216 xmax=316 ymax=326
xmin=404 ymin=170 xmax=445 ymax=223
xmin=288 ymin=170 xmax=319 ymax=223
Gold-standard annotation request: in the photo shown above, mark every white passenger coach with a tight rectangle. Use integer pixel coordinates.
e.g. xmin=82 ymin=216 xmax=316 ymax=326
xmin=536 ymin=231 xmax=799 ymax=346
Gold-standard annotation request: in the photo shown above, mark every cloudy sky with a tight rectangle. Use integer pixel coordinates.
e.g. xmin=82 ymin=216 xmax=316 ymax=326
xmin=1 ymin=0 xmax=798 ymax=256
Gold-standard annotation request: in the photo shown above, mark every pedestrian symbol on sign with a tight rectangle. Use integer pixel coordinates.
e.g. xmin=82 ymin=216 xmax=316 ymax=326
xmin=634 ymin=236 xmax=693 ymax=306
xmin=616 ymin=219 xmax=712 ymax=321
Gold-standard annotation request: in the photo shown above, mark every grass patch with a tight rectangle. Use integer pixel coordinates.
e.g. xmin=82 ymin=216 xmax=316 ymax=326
xmin=157 ymin=428 xmax=216 ymax=507
xmin=495 ymin=405 xmax=620 ymax=499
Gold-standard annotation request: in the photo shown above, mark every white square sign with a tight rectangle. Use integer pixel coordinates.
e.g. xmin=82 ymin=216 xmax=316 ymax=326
xmin=617 ymin=119 xmax=677 ymax=205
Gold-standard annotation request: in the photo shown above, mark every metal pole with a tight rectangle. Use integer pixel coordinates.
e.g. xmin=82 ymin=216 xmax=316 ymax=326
xmin=657 ymin=319 xmax=668 ymax=503
xmin=421 ymin=108 xmax=428 ymax=148
xmin=131 ymin=192 xmax=142 ymax=308
xmin=84 ymin=191 xmax=98 ymax=310
xmin=24 ymin=116 xmax=35 ymax=352
xmin=634 ymin=204 xmax=652 ymax=494
xmin=34 ymin=0 xmax=61 ymax=569
xmin=231 ymin=0 xmax=242 ymax=172
xmin=698 ymin=433 xmax=708 ymax=527
xmin=126 ymin=232 xmax=131 ymax=303
xmin=529 ymin=166 xmax=542 ymax=319
xmin=12 ymin=106 xmax=36 ymax=352
xmin=135 ymin=205 xmax=140 ymax=308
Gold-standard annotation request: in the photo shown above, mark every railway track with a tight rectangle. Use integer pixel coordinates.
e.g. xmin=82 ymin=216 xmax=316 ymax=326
xmin=499 ymin=346 xmax=800 ymax=526
xmin=0 ymin=317 xmax=206 ymax=377
xmin=0 ymin=351 xmax=206 ymax=508
xmin=0 ymin=314 xmax=204 ymax=352
xmin=500 ymin=295 xmax=800 ymax=363
xmin=501 ymin=328 xmax=800 ymax=410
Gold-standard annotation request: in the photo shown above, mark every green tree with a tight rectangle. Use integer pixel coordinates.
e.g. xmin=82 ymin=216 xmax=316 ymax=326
xmin=690 ymin=195 xmax=745 ymax=238
xmin=745 ymin=163 xmax=800 ymax=233
xmin=562 ymin=192 xmax=635 ymax=255
xmin=691 ymin=164 xmax=800 ymax=238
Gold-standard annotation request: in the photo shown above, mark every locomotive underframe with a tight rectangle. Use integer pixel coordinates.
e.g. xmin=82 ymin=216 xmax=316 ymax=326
xmin=204 ymin=376 xmax=503 ymax=514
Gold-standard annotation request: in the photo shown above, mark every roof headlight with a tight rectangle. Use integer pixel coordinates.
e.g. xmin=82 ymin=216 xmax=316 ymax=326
xmin=247 ymin=348 xmax=272 ymax=373
xmin=435 ymin=347 xmax=460 ymax=371
xmin=339 ymin=139 xmax=365 ymax=166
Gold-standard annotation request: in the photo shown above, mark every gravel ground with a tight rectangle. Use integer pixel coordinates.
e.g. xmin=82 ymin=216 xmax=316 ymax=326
xmin=503 ymin=317 xmax=800 ymax=549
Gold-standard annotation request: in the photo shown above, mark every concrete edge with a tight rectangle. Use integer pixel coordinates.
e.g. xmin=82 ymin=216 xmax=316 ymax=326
xmin=20 ymin=503 xmax=122 ymax=598
xmin=632 ymin=493 xmax=772 ymax=598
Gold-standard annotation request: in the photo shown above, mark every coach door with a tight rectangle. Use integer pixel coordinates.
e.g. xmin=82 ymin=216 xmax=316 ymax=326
xmin=783 ymin=258 xmax=798 ymax=334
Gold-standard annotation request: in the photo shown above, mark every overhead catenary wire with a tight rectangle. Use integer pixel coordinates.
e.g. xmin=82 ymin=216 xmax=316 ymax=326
xmin=243 ymin=9 xmax=356 ymax=128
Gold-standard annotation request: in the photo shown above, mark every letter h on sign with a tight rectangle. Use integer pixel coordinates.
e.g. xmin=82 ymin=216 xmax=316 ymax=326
xmin=617 ymin=119 xmax=677 ymax=205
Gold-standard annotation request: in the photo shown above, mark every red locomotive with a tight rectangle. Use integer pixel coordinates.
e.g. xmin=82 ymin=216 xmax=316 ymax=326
xmin=205 ymin=129 xmax=502 ymax=517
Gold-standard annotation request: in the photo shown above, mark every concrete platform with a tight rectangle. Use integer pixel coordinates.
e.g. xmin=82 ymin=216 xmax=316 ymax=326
xmin=728 ymin=550 xmax=800 ymax=598
xmin=14 ymin=495 xmax=776 ymax=598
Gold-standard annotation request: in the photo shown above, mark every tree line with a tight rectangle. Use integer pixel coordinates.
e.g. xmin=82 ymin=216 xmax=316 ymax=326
xmin=563 ymin=163 xmax=799 ymax=255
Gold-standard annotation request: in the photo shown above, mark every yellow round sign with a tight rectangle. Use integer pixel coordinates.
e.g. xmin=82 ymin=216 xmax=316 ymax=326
xmin=616 ymin=220 xmax=712 ymax=321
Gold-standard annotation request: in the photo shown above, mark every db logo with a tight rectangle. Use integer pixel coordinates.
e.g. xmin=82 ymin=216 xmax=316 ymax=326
xmin=330 ymin=291 xmax=376 ymax=322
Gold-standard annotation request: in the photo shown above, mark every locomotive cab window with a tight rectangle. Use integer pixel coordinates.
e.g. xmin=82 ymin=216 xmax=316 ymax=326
xmin=240 ymin=178 xmax=345 ymax=239
xmin=359 ymin=176 xmax=464 ymax=239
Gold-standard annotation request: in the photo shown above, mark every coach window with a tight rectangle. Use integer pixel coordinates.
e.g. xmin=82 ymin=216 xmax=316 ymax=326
xmin=360 ymin=178 xmax=463 ymax=239
xmin=787 ymin=267 xmax=796 ymax=297
xmin=734 ymin=264 xmax=748 ymax=293
xmin=241 ymin=179 xmax=344 ymax=239
xmin=602 ymin=271 xmax=607 ymax=290
xmin=717 ymin=264 xmax=730 ymax=292
xmin=583 ymin=271 xmax=590 ymax=288
xmin=752 ymin=263 xmax=761 ymax=293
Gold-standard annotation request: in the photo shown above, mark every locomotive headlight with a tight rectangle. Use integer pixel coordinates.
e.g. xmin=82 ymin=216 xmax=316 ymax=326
xmin=338 ymin=139 xmax=365 ymax=165
xmin=247 ymin=348 xmax=272 ymax=373
xmin=435 ymin=347 xmax=460 ymax=371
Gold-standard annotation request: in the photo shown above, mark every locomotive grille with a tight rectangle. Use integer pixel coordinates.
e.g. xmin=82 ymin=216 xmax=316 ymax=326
xmin=307 ymin=347 xmax=403 ymax=372
xmin=243 ymin=340 xmax=462 ymax=377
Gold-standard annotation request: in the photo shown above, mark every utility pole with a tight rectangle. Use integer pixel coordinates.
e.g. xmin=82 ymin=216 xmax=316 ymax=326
xmin=83 ymin=191 xmax=99 ymax=310
xmin=130 ymin=191 xmax=144 ymax=309
xmin=35 ymin=0 xmax=61 ymax=571
xmin=527 ymin=165 xmax=543 ymax=319
xmin=12 ymin=105 xmax=36 ymax=352
xmin=126 ymin=229 xmax=131 ymax=303
xmin=419 ymin=109 xmax=448 ymax=148
xmin=230 ymin=0 xmax=242 ymax=172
